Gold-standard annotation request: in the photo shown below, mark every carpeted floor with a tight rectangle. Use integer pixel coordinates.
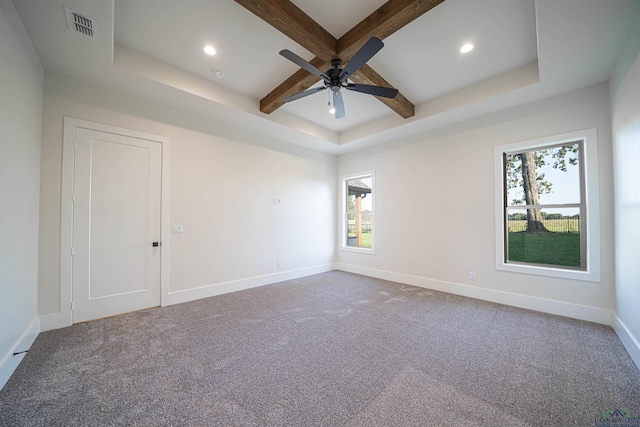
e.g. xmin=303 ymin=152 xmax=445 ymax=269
xmin=1 ymin=271 xmax=639 ymax=426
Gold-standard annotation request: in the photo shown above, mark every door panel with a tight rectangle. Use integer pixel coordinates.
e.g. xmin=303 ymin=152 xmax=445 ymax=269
xmin=72 ymin=128 xmax=161 ymax=322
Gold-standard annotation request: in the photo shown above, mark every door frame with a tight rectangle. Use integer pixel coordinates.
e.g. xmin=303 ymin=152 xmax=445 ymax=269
xmin=59 ymin=117 xmax=170 ymax=326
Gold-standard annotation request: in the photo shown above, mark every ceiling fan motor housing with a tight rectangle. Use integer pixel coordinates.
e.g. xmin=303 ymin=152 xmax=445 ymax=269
xmin=327 ymin=63 xmax=343 ymax=91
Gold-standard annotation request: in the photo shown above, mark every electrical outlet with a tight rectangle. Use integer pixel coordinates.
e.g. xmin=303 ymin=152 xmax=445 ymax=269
xmin=469 ymin=272 xmax=476 ymax=281
xmin=277 ymin=261 xmax=281 ymax=269
xmin=172 ymin=224 xmax=183 ymax=234
xmin=378 ymin=259 xmax=384 ymax=266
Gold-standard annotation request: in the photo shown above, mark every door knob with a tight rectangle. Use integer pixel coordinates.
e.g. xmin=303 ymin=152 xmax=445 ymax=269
xmin=152 ymin=242 xmax=161 ymax=247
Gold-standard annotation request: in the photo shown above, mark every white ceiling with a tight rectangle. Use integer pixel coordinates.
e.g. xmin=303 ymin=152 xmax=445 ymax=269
xmin=11 ymin=0 xmax=640 ymax=154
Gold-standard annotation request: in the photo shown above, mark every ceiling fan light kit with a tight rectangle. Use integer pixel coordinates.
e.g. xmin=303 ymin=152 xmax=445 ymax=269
xmin=279 ymin=37 xmax=399 ymax=119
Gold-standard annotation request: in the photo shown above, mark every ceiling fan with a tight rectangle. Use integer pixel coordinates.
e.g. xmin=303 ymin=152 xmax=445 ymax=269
xmin=279 ymin=37 xmax=399 ymax=119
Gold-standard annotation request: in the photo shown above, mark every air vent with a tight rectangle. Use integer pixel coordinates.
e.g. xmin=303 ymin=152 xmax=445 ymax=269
xmin=64 ymin=6 xmax=97 ymax=39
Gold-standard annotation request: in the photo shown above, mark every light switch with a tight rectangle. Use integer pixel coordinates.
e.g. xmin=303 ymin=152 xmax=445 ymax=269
xmin=173 ymin=224 xmax=183 ymax=234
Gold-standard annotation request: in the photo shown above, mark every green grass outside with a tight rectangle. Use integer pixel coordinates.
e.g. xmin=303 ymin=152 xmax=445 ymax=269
xmin=347 ymin=231 xmax=372 ymax=248
xmin=508 ymin=231 xmax=580 ymax=267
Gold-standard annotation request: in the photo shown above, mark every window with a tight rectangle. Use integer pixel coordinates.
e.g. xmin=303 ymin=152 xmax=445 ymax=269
xmin=494 ymin=129 xmax=601 ymax=281
xmin=341 ymin=171 xmax=375 ymax=253
xmin=505 ymin=141 xmax=584 ymax=268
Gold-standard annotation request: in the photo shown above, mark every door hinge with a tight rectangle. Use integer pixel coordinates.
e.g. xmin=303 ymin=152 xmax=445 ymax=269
xmin=72 ymin=193 xmax=76 ymax=202
xmin=71 ymin=302 xmax=75 ymax=310
xmin=71 ymin=248 xmax=75 ymax=256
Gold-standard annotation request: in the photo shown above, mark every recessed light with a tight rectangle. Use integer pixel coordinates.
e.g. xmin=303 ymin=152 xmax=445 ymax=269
xmin=203 ymin=45 xmax=216 ymax=56
xmin=460 ymin=43 xmax=474 ymax=54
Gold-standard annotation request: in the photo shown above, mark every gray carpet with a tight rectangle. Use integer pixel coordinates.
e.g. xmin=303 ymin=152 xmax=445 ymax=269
xmin=1 ymin=271 xmax=639 ymax=426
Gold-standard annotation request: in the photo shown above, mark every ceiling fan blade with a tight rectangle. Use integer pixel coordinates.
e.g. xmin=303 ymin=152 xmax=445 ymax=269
xmin=279 ymin=50 xmax=330 ymax=81
xmin=282 ymin=85 xmax=328 ymax=103
xmin=345 ymin=83 xmax=398 ymax=99
xmin=333 ymin=90 xmax=345 ymax=119
xmin=339 ymin=37 xmax=384 ymax=82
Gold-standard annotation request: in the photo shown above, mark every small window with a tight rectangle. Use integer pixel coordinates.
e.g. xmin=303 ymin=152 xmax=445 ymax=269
xmin=341 ymin=171 xmax=375 ymax=253
xmin=494 ymin=129 xmax=601 ymax=281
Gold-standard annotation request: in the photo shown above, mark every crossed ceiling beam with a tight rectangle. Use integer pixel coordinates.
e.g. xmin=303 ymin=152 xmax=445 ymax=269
xmin=234 ymin=0 xmax=445 ymax=119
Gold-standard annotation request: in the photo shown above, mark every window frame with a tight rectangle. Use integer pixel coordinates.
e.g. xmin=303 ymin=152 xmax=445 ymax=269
xmin=340 ymin=170 xmax=376 ymax=254
xmin=503 ymin=140 xmax=586 ymax=270
xmin=494 ymin=129 xmax=601 ymax=282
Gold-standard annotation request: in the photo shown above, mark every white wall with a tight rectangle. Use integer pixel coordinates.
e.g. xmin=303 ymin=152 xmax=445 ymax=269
xmin=0 ymin=0 xmax=43 ymax=389
xmin=610 ymin=14 xmax=640 ymax=368
xmin=337 ymin=83 xmax=615 ymax=324
xmin=38 ymin=73 xmax=336 ymax=324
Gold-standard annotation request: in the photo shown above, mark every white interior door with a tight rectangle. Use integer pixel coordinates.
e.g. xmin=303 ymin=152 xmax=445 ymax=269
xmin=72 ymin=127 xmax=162 ymax=323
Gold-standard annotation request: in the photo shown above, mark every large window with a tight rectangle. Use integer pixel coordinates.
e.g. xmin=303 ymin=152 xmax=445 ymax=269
xmin=494 ymin=129 xmax=601 ymax=281
xmin=341 ymin=171 xmax=374 ymax=253
xmin=505 ymin=141 xmax=585 ymax=268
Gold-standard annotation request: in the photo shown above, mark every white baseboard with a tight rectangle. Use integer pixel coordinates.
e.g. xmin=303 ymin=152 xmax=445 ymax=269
xmin=166 ymin=263 xmax=336 ymax=306
xmin=40 ymin=311 xmax=73 ymax=332
xmin=613 ymin=315 xmax=640 ymax=370
xmin=335 ymin=263 xmax=613 ymax=325
xmin=0 ymin=316 xmax=40 ymax=392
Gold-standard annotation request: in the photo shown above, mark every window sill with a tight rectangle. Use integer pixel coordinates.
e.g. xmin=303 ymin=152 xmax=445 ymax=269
xmin=496 ymin=261 xmax=600 ymax=282
xmin=340 ymin=246 xmax=376 ymax=255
